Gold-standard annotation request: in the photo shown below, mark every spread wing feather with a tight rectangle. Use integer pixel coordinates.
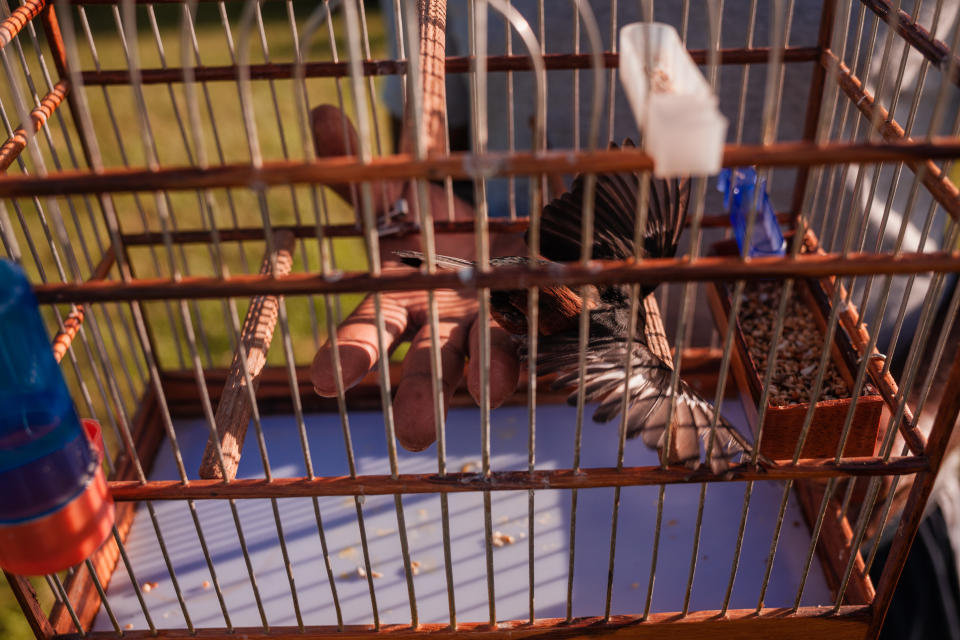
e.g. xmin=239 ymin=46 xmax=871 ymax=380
xmin=531 ymin=140 xmax=692 ymax=271
xmin=532 ymin=335 xmax=752 ymax=473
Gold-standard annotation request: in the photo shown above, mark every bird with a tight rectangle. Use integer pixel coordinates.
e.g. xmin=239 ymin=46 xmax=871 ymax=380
xmin=398 ymin=141 xmax=756 ymax=472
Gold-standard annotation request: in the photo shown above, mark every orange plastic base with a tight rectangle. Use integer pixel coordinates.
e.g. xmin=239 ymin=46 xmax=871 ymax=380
xmin=0 ymin=420 xmax=115 ymax=576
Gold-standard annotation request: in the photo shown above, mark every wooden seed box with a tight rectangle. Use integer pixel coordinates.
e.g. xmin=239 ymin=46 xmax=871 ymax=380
xmin=706 ymin=238 xmax=884 ymax=460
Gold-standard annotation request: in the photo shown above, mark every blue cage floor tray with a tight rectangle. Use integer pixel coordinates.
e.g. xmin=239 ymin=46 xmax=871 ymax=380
xmin=94 ymin=399 xmax=830 ymax=631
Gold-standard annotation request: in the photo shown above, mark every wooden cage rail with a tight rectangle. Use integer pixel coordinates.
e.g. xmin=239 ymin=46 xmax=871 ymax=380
xmin=3 ymin=0 xmax=957 ymax=636
xmin=157 ymin=346 xmax=724 ymax=415
xmin=66 ymin=0 xmax=279 ymax=3
xmin=106 ymin=457 xmax=929 ymax=501
xmin=860 ymin=0 xmax=960 ymax=85
xmin=44 ymin=606 xmax=874 ymax=640
xmin=30 ymin=249 xmax=960 ymax=304
xmin=117 ymin=213 xmax=792 ymax=247
xmin=840 ymin=314 xmax=927 ymax=454
xmin=2 ymin=140 xmax=960 ymax=199
xmin=828 ymin=51 xmax=960 ymax=222
xmin=799 ymin=232 xmax=927 ymax=456
xmin=188 ymin=250 xmax=692 ymax=477
xmin=2 ymin=572 xmax=54 ymax=640
xmin=66 ymin=0 xmax=281 ymax=3
xmin=77 ymin=47 xmax=821 ymax=86
xmin=14 ymin=0 xmax=959 ymax=93
xmin=120 ymin=220 xmax=527 ymax=245
xmin=0 ymin=80 xmax=68 ymax=172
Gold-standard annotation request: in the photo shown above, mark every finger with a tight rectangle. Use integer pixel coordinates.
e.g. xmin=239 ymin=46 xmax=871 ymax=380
xmin=467 ymin=317 xmax=521 ymax=409
xmin=417 ymin=181 xmax=475 ymax=223
xmin=393 ymin=319 xmax=471 ymax=451
xmin=311 ymin=104 xmax=402 ymax=214
xmin=310 ymin=291 xmax=413 ymax=396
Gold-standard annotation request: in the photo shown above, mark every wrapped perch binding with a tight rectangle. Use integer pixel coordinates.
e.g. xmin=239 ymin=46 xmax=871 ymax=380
xmin=619 ymin=22 xmax=728 ymax=177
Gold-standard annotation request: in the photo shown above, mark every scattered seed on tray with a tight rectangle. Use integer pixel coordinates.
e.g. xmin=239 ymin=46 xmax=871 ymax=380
xmin=736 ymin=281 xmax=874 ymax=406
xmin=356 ymin=566 xmax=383 ymax=579
xmin=491 ymin=531 xmax=516 ymax=547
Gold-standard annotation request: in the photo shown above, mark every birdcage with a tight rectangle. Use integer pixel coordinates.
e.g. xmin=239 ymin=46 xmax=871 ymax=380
xmin=2 ymin=0 xmax=960 ymax=637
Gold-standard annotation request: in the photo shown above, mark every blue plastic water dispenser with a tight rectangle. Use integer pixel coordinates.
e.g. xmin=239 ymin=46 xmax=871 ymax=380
xmin=0 ymin=260 xmax=96 ymax=525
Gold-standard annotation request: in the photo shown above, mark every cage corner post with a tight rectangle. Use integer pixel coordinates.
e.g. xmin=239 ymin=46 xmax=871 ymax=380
xmin=866 ymin=346 xmax=960 ymax=638
xmin=789 ymin=0 xmax=838 ymax=219
xmin=3 ymin=571 xmax=55 ymax=640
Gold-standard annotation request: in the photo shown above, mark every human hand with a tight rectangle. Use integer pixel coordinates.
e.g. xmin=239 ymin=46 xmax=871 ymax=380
xmin=308 ymin=105 xmax=523 ymax=451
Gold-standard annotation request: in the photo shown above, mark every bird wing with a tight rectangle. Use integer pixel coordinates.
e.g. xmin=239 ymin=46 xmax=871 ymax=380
xmin=532 ymin=334 xmax=753 ymax=473
xmin=531 ymin=140 xmax=692 ymax=264
xmin=394 ymin=249 xmax=475 ymax=271
xmin=645 ymin=172 xmax=692 ymax=261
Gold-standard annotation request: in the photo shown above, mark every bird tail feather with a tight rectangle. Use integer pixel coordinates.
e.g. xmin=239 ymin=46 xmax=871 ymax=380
xmin=540 ymin=336 xmax=759 ymax=473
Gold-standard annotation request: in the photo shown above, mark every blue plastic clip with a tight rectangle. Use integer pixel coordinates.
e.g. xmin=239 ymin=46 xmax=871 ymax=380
xmin=717 ymin=167 xmax=786 ymax=257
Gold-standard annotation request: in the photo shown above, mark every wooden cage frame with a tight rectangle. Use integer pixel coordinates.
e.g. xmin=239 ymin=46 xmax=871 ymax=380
xmin=2 ymin=0 xmax=960 ymax=638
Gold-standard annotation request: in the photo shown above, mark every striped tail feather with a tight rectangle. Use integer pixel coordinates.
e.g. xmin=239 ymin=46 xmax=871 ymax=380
xmin=536 ymin=335 xmax=755 ymax=473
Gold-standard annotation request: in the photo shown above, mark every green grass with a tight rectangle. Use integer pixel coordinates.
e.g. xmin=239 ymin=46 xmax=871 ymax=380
xmin=4 ymin=0 xmax=393 ymax=366
xmin=1 ymin=3 xmax=391 ymax=636
xmin=0 ymin=574 xmax=56 ymax=640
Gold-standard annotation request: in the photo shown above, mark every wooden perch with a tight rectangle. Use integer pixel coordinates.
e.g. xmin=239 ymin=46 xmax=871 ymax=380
xmin=641 ymin=293 xmax=697 ymax=466
xmin=52 ymin=305 xmax=84 ymax=364
xmin=198 ymin=231 xmax=295 ymax=480
xmin=642 ymin=293 xmax=671 ymax=363
xmin=399 ymin=0 xmax=448 ymax=156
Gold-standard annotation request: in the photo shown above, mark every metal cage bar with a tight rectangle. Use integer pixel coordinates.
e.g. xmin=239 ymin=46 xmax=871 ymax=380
xmin=3 ymin=0 xmax=960 ymax=638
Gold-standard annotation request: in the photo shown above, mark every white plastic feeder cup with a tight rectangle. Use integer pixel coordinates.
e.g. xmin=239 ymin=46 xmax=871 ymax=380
xmin=619 ymin=22 xmax=728 ymax=177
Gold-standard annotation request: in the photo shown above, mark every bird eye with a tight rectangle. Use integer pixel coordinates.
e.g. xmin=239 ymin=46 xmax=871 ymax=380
xmin=492 ymin=306 xmax=528 ymax=334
